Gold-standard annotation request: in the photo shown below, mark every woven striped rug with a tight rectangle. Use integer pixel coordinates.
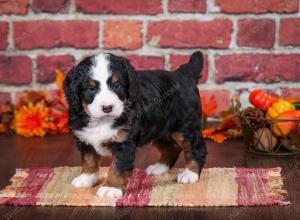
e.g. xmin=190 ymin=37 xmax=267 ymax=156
xmin=0 ymin=167 xmax=289 ymax=207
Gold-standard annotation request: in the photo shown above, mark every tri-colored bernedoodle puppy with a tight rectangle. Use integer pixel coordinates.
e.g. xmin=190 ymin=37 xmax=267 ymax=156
xmin=63 ymin=51 xmax=207 ymax=198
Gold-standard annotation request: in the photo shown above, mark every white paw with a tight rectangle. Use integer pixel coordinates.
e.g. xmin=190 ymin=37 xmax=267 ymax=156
xmin=96 ymin=186 xmax=123 ymax=198
xmin=71 ymin=173 xmax=98 ymax=188
xmin=146 ymin=163 xmax=169 ymax=176
xmin=177 ymin=168 xmax=199 ymax=184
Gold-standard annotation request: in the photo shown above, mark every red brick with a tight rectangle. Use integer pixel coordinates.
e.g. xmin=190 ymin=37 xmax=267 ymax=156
xmin=37 ymin=55 xmax=75 ymax=84
xmin=199 ymin=89 xmax=231 ymax=113
xmin=281 ymin=88 xmax=300 ymax=100
xmin=214 ymin=0 xmax=298 ymax=14
xmin=279 ymin=18 xmax=300 ymax=46
xmin=215 ymin=54 xmax=300 ymax=83
xmin=147 ymin=20 xmax=232 ymax=49
xmin=0 ymin=56 xmax=32 ymax=85
xmin=0 ymin=0 xmax=29 ymax=15
xmin=169 ymin=0 xmax=206 ymax=13
xmin=169 ymin=54 xmax=208 ymax=83
xmin=0 ymin=22 xmax=8 ymax=50
xmin=75 ymin=0 xmax=162 ymax=14
xmin=103 ymin=20 xmax=142 ymax=50
xmin=237 ymin=19 xmax=275 ymax=48
xmin=32 ymin=0 xmax=69 ymax=13
xmin=125 ymin=55 xmax=164 ymax=70
xmin=0 ymin=92 xmax=11 ymax=104
xmin=13 ymin=20 xmax=99 ymax=49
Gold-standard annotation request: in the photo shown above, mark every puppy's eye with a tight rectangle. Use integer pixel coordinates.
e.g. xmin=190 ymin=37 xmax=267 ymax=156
xmin=88 ymin=86 xmax=96 ymax=91
xmin=112 ymin=82 xmax=121 ymax=89
xmin=88 ymin=80 xmax=97 ymax=91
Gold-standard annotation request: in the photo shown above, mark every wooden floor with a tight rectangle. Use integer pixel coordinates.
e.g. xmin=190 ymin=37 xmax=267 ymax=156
xmin=0 ymin=134 xmax=299 ymax=220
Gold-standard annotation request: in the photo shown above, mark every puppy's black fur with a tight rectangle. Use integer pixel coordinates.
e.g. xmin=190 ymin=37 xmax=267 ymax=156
xmin=64 ymin=51 xmax=207 ymax=190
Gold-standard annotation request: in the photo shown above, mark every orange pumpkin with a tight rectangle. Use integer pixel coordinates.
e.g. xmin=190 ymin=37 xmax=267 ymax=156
xmin=271 ymin=110 xmax=300 ymax=137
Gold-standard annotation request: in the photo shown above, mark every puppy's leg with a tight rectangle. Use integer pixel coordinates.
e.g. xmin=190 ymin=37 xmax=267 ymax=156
xmin=97 ymin=142 xmax=135 ymax=198
xmin=146 ymin=139 xmax=181 ymax=176
xmin=72 ymin=145 xmax=100 ymax=188
xmin=171 ymin=132 xmax=207 ymax=184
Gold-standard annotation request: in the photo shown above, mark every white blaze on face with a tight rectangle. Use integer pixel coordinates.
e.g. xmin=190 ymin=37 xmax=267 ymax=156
xmin=86 ymin=54 xmax=124 ymax=119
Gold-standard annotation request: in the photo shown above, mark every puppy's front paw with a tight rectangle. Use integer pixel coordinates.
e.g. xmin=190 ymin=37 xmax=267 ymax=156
xmin=96 ymin=186 xmax=123 ymax=198
xmin=177 ymin=168 xmax=199 ymax=184
xmin=71 ymin=173 xmax=98 ymax=188
xmin=146 ymin=163 xmax=169 ymax=176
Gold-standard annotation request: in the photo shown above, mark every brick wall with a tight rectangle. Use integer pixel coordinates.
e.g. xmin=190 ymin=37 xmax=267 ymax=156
xmin=1 ymin=0 xmax=300 ymax=112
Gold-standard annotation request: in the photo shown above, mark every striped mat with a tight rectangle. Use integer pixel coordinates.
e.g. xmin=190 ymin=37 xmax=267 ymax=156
xmin=0 ymin=167 xmax=290 ymax=207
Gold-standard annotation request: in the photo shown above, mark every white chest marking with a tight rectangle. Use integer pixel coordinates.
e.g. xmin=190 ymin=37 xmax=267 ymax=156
xmin=74 ymin=119 xmax=118 ymax=156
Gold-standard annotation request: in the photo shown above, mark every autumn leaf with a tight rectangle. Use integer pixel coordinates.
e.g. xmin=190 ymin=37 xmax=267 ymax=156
xmin=15 ymin=91 xmax=46 ymax=110
xmin=0 ymin=124 xmax=5 ymax=133
xmin=202 ymin=128 xmax=215 ymax=136
xmin=201 ymin=95 xmax=217 ymax=116
xmin=0 ymin=103 xmax=14 ymax=133
xmin=46 ymin=109 xmax=69 ymax=134
xmin=55 ymin=69 xmax=65 ymax=90
xmin=202 ymin=114 xmax=241 ymax=143
xmin=203 ymin=132 xmax=230 ymax=143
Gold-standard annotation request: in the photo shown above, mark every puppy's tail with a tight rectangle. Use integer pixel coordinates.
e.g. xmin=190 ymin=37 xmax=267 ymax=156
xmin=176 ymin=51 xmax=204 ymax=83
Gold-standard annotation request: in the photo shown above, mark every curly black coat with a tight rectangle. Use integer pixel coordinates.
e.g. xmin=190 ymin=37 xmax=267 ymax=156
xmin=63 ymin=51 xmax=207 ymax=190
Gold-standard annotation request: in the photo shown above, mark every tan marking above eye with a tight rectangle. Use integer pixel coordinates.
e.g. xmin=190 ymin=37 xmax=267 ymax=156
xmin=111 ymin=74 xmax=119 ymax=84
xmin=89 ymin=80 xmax=97 ymax=88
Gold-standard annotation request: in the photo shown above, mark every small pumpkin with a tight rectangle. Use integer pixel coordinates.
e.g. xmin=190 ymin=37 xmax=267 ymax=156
xmin=249 ymin=89 xmax=279 ymax=111
xmin=271 ymin=110 xmax=300 ymax=137
xmin=266 ymin=100 xmax=295 ymax=119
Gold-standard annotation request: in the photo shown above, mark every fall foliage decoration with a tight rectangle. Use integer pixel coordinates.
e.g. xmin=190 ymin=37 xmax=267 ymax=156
xmin=200 ymin=95 xmax=217 ymax=129
xmin=201 ymin=95 xmax=217 ymax=117
xmin=202 ymin=114 xmax=241 ymax=143
xmin=15 ymin=102 xmax=49 ymax=137
xmin=239 ymin=89 xmax=300 ymax=155
xmin=0 ymin=69 xmax=69 ymax=137
xmin=249 ymin=89 xmax=279 ymax=111
xmin=239 ymin=107 xmax=265 ymax=131
xmin=0 ymin=102 xmax=14 ymax=134
xmin=201 ymin=96 xmax=242 ymax=143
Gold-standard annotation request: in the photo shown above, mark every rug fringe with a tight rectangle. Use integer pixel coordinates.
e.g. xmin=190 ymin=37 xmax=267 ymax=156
xmin=266 ymin=168 xmax=291 ymax=205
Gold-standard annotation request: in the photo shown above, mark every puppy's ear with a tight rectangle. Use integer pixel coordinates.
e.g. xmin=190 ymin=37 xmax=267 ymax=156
xmin=63 ymin=66 xmax=82 ymax=114
xmin=121 ymin=57 xmax=137 ymax=103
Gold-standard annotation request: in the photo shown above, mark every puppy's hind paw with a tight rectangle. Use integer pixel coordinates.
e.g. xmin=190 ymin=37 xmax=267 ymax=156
xmin=177 ymin=168 xmax=199 ymax=184
xmin=96 ymin=186 xmax=123 ymax=198
xmin=71 ymin=173 xmax=98 ymax=188
xmin=146 ymin=163 xmax=169 ymax=176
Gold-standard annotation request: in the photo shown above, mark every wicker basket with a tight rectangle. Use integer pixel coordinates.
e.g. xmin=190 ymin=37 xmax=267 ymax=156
xmin=238 ymin=113 xmax=300 ymax=156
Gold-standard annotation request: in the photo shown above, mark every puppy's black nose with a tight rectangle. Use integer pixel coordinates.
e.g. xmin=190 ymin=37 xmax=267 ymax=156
xmin=102 ymin=105 xmax=113 ymax=113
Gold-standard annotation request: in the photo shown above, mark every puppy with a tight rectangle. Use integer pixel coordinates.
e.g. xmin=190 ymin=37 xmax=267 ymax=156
xmin=63 ymin=51 xmax=207 ymax=198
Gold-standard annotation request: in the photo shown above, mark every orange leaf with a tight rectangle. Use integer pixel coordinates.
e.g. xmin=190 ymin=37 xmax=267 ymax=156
xmin=201 ymin=95 xmax=217 ymax=116
xmin=55 ymin=69 xmax=65 ymax=90
xmin=202 ymin=128 xmax=215 ymax=137
xmin=202 ymin=131 xmax=229 ymax=143
xmin=46 ymin=110 xmax=69 ymax=134
xmin=0 ymin=124 xmax=5 ymax=133
xmin=202 ymin=114 xmax=240 ymax=143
